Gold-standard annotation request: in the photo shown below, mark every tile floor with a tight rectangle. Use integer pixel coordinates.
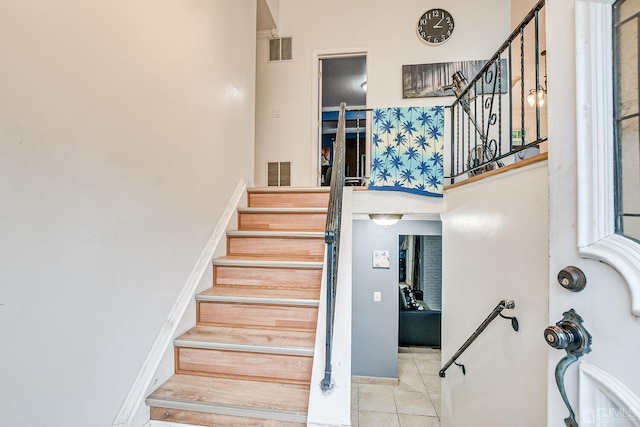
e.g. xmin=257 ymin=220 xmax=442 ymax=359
xmin=351 ymin=347 xmax=442 ymax=427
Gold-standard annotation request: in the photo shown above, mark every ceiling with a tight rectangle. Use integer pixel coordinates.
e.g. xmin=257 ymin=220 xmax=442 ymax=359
xmin=256 ymin=0 xmax=276 ymax=31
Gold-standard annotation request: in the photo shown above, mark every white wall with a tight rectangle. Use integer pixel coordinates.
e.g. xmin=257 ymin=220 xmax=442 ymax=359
xmin=255 ymin=0 xmax=511 ymax=186
xmin=307 ymin=188 xmax=352 ymax=427
xmin=352 ymin=189 xmax=446 ymax=218
xmin=0 ymin=1 xmax=256 ymax=426
xmin=441 ymin=162 xmax=549 ymax=427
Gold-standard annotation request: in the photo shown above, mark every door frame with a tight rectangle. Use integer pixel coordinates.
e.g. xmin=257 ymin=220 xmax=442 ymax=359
xmin=311 ymin=48 xmax=372 ymax=186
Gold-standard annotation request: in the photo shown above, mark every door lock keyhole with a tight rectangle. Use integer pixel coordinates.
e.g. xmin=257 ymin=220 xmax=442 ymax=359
xmin=544 ymin=323 xmax=586 ymax=352
xmin=557 ymin=266 xmax=587 ymax=292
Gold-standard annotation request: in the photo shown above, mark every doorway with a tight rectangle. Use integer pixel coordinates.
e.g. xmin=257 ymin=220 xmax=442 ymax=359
xmin=398 ymin=234 xmax=442 ymax=348
xmin=318 ymin=55 xmax=367 ymax=186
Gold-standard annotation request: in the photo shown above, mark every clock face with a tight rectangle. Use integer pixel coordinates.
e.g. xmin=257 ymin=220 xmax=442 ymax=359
xmin=417 ymin=9 xmax=455 ymax=45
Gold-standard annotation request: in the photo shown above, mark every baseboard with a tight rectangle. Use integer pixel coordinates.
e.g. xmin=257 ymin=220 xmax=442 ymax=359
xmin=113 ymin=179 xmax=247 ymax=426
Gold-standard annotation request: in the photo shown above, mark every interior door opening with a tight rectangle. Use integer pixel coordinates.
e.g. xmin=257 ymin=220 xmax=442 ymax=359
xmin=318 ymin=55 xmax=367 ymax=186
xmin=398 ymin=234 xmax=442 ymax=349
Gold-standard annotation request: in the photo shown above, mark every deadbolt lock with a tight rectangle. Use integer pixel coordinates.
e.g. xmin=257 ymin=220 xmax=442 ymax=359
xmin=557 ymin=266 xmax=587 ymax=292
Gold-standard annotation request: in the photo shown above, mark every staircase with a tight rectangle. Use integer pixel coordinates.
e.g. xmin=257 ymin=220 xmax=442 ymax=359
xmin=146 ymin=187 xmax=329 ymax=426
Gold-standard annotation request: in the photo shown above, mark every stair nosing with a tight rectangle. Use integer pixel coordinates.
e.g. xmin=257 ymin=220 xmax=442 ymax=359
xmin=248 ymin=187 xmax=329 ymax=194
xmin=173 ymin=339 xmax=314 ymax=356
xmin=237 ymin=207 xmax=327 ymax=213
xmin=195 ymin=294 xmax=320 ymax=307
xmin=212 ymin=258 xmax=323 ymax=268
xmin=227 ymin=230 xmax=325 ymax=238
xmin=146 ymin=396 xmax=308 ymax=423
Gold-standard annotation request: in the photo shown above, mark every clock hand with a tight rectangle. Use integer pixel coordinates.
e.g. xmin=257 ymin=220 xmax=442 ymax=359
xmin=433 ymin=17 xmax=444 ymax=29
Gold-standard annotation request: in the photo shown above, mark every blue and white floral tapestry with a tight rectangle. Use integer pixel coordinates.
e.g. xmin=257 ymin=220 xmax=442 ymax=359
xmin=369 ymin=106 xmax=444 ymax=197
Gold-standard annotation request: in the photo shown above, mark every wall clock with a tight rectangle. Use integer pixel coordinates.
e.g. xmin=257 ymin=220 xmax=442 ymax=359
xmin=417 ymin=9 xmax=455 ymax=45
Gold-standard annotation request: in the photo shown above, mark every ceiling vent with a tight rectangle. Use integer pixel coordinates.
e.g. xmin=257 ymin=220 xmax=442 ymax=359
xmin=269 ymin=37 xmax=293 ymax=62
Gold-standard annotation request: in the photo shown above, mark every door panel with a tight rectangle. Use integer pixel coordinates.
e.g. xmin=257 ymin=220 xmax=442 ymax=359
xmin=547 ymin=0 xmax=640 ymax=426
xmin=579 ymin=362 xmax=640 ymax=426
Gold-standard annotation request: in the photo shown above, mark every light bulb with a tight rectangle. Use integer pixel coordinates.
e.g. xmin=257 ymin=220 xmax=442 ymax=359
xmin=527 ymin=88 xmax=546 ymax=107
xmin=527 ymin=90 xmax=536 ymax=107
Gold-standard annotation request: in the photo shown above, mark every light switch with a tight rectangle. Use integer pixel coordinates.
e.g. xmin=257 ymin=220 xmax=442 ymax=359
xmin=373 ymin=291 xmax=381 ymax=302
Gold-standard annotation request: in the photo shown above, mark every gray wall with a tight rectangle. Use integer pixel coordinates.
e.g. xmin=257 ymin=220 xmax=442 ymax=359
xmin=351 ymin=219 xmax=442 ymax=378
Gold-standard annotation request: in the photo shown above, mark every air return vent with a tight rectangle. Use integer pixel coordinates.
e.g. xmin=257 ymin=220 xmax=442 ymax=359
xmin=267 ymin=162 xmax=291 ymax=186
xmin=269 ymin=37 xmax=293 ymax=62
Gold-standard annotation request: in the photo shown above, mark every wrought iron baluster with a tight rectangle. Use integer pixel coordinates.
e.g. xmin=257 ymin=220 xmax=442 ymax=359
xmin=520 ymin=26 xmax=526 ymax=145
xmin=534 ymin=9 xmax=541 ymax=140
xmin=498 ymin=56 xmax=503 ymax=156
xmin=508 ymin=43 xmax=514 ymax=152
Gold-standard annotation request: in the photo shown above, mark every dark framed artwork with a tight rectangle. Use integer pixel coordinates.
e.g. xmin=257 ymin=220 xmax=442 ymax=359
xmin=402 ymin=59 xmax=509 ymax=99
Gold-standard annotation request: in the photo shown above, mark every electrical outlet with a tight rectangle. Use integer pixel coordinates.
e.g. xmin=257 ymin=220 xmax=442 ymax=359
xmin=373 ymin=291 xmax=381 ymax=302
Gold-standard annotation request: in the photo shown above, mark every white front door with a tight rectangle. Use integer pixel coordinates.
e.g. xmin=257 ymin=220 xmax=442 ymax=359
xmin=547 ymin=0 xmax=640 ymax=426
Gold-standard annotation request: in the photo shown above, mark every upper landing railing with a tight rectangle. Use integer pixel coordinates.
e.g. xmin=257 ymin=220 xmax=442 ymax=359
xmin=448 ymin=0 xmax=547 ymax=183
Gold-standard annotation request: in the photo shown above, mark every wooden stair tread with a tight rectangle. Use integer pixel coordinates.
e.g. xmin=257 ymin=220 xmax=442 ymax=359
xmin=199 ymin=286 xmax=320 ymax=302
xmin=150 ymin=407 xmax=306 ymax=426
xmin=238 ymin=209 xmax=327 ymax=232
xmin=147 ymin=374 xmax=309 ymax=414
xmin=248 ymin=187 xmax=329 ymax=194
xmin=227 ymin=230 xmax=324 ymax=238
xmin=238 ymin=207 xmax=327 ymax=213
xmin=247 ymin=188 xmax=329 ymax=209
xmin=176 ymin=325 xmax=315 ymax=350
xmin=213 ymin=264 xmax=322 ymax=289
xmin=213 ymin=255 xmax=323 ymax=266
xmin=198 ymin=301 xmax=318 ymax=331
xmin=227 ymin=234 xmax=325 ymax=259
xmin=215 ymin=254 xmax=323 ymax=262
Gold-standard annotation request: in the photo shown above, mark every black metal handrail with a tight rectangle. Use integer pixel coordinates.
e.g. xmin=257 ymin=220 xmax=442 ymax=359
xmin=320 ymin=102 xmax=346 ymax=393
xmin=448 ymin=0 xmax=546 ymax=183
xmin=439 ymin=299 xmax=519 ymax=378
